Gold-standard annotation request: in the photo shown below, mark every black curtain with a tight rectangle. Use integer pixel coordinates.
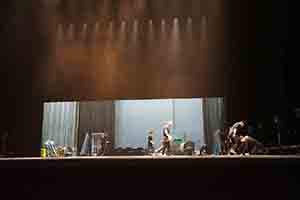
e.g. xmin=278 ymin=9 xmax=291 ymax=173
xmin=77 ymin=101 xmax=115 ymax=153
xmin=202 ymin=97 xmax=224 ymax=153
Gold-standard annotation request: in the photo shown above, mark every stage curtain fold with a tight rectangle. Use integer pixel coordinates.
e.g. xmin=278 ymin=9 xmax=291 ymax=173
xmin=42 ymin=102 xmax=79 ymax=148
xmin=203 ymin=97 xmax=224 ymax=152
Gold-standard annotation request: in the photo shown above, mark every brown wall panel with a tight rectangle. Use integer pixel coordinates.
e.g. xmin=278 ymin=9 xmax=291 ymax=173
xmin=39 ymin=0 xmax=227 ymax=101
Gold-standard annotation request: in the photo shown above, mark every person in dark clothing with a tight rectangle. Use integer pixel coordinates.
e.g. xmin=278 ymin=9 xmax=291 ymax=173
xmin=272 ymin=115 xmax=282 ymax=145
xmin=219 ymin=128 xmax=227 ymax=155
xmin=239 ymin=135 xmax=264 ymax=155
xmin=227 ymin=121 xmax=247 ymax=154
xmin=199 ymin=144 xmax=208 ymax=155
xmin=213 ymin=129 xmax=222 ymax=155
xmin=156 ymin=133 xmax=170 ymax=155
xmin=156 ymin=121 xmax=173 ymax=155
xmin=161 ymin=132 xmax=171 ymax=155
xmin=147 ymin=130 xmax=155 ymax=154
xmin=0 ymin=131 xmax=8 ymax=155
xmin=98 ymin=132 xmax=109 ymax=156
xmin=225 ymin=120 xmax=265 ymax=155
xmin=221 ymin=125 xmax=231 ymax=154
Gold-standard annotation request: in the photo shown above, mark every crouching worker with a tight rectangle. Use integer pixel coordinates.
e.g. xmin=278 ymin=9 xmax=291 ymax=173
xmin=240 ymin=135 xmax=264 ymax=155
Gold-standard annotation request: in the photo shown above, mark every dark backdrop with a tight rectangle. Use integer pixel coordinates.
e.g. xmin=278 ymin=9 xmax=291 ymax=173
xmin=78 ymin=101 xmax=114 ymax=152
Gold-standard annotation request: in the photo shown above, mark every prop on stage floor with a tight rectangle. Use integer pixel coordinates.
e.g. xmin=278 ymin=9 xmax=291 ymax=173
xmin=80 ymin=132 xmax=109 ymax=156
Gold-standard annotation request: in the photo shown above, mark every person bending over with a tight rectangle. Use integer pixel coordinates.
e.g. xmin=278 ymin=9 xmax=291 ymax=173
xmin=156 ymin=121 xmax=173 ymax=155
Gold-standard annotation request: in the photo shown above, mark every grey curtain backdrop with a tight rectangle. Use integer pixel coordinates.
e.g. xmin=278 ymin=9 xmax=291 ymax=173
xmin=114 ymin=99 xmax=204 ymax=149
xmin=42 ymin=102 xmax=79 ymax=148
xmin=203 ymin=97 xmax=224 ymax=153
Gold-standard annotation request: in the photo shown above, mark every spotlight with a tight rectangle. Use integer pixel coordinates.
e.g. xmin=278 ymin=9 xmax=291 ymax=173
xmin=94 ymin=22 xmax=99 ymax=31
xmin=174 ymin=17 xmax=179 ymax=24
xmin=133 ymin=19 xmax=138 ymax=34
xmin=68 ymin=23 xmax=74 ymax=32
xmin=95 ymin=22 xmax=99 ymax=28
xmin=68 ymin=24 xmax=74 ymax=39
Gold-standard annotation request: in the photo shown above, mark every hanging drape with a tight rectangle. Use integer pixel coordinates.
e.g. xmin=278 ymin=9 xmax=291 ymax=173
xmin=114 ymin=99 xmax=204 ymax=149
xmin=77 ymin=101 xmax=115 ymax=152
xmin=203 ymin=97 xmax=224 ymax=153
xmin=42 ymin=102 xmax=79 ymax=148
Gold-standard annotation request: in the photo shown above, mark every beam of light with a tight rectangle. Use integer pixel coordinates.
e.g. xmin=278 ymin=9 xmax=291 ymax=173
xmin=169 ymin=17 xmax=181 ymax=57
xmin=172 ymin=17 xmax=180 ymax=41
xmin=67 ymin=24 xmax=74 ymax=41
xmin=106 ymin=20 xmax=115 ymax=54
xmin=105 ymin=20 xmax=117 ymax=74
xmin=161 ymin=18 xmax=166 ymax=26
xmin=148 ymin=19 xmax=154 ymax=43
xmin=94 ymin=22 xmax=99 ymax=38
xmin=132 ymin=19 xmax=139 ymax=44
xmin=108 ymin=21 xmax=114 ymax=42
xmin=147 ymin=19 xmax=155 ymax=69
xmin=187 ymin=17 xmax=193 ymax=39
xmin=160 ymin=18 xmax=166 ymax=41
xmin=92 ymin=22 xmax=100 ymax=51
xmin=119 ymin=20 xmax=127 ymax=42
xmin=80 ymin=23 xmax=88 ymax=41
xmin=174 ymin=17 xmax=179 ymax=24
xmin=159 ymin=18 xmax=167 ymax=66
xmin=200 ymin=16 xmax=208 ymax=48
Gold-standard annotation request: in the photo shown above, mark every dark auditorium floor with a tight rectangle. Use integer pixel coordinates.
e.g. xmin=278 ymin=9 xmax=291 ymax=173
xmin=0 ymin=156 xmax=299 ymax=200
